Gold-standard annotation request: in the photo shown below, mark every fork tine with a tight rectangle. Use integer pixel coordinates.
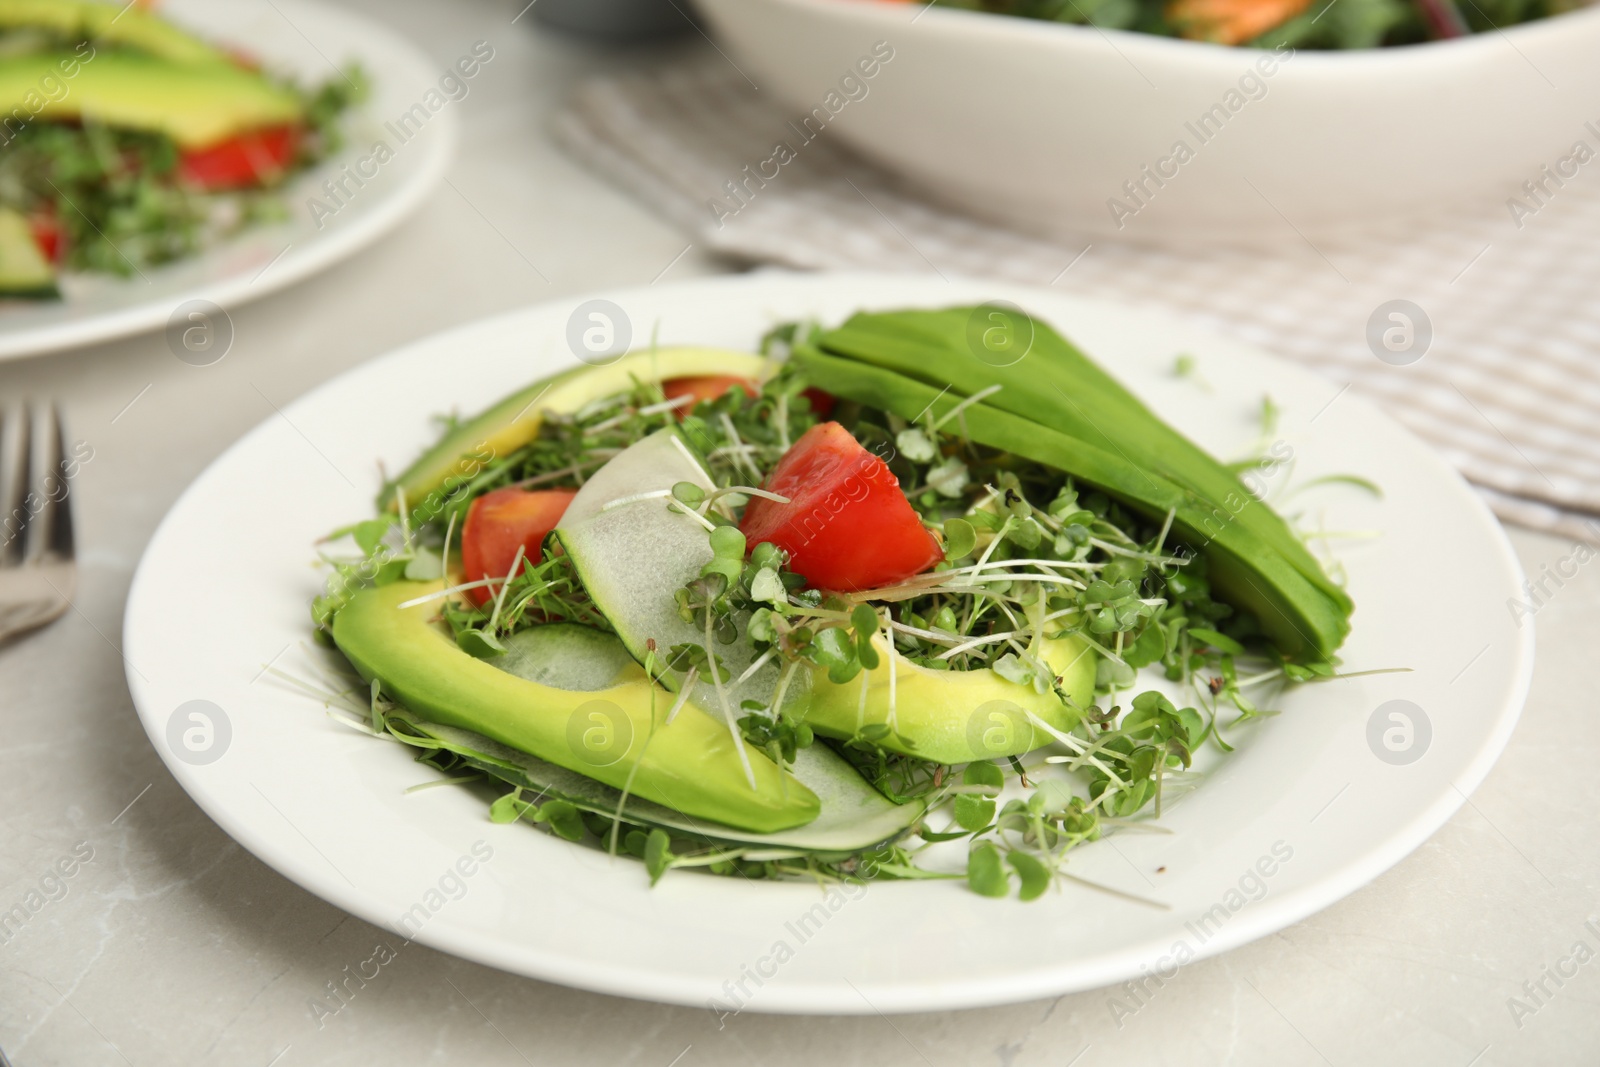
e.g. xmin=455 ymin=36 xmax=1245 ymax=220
xmin=48 ymin=405 xmax=75 ymax=561
xmin=0 ymin=403 xmax=32 ymax=566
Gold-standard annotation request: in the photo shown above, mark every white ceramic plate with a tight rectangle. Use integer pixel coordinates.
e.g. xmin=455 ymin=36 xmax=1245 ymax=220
xmin=123 ymin=272 xmax=1532 ymax=1013
xmin=0 ymin=0 xmax=452 ymax=362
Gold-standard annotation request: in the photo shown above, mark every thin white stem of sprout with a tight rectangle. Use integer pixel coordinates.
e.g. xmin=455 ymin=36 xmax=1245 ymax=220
xmin=572 ymin=392 xmax=628 ymax=422
xmin=768 ymin=659 xmax=799 ymax=720
xmin=883 ymin=608 xmax=898 ymax=730
xmin=664 ymin=667 xmax=698 ymax=724
xmin=931 ymin=384 xmax=1002 ymax=432
xmin=638 ymin=395 xmax=694 ymax=418
xmin=1087 ymin=537 xmax=1188 ymax=565
xmin=972 ymin=515 xmax=1013 ymax=572
xmin=667 ymin=499 xmax=718 ymax=532
xmin=601 ymin=488 xmax=674 ymax=512
xmin=937 ymin=628 xmax=1028 ymax=660
xmin=1154 ymin=507 xmax=1177 ymax=555
xmin=1019 ymin=709 xmax=1127 ymax=787
xmin=396 ymin=485 xmax=412 ymax=554
xmin=705 ymin=611 xmax=757 ymax=790
xmin=397 ymin=577 xmax=501 ymax=609
xmin=486 ymin=544 xmax=526 ymax=631
xmin=734 ymin=647 xmax=777 ymax=687
xmin=670 ymin=434 xmax=709 ymax=478
xmin=580 ymin=404 xmax=641 ymax=435
xmin=697 ymin=487 xmax=789 ymax=523
xmin=439 ymin=509 xmax=458 ymax=586
xmin=404 ymin=775 xmax=480 ymax=794
xmin=508 ymin=457 xmax=612 ymax=489
xmin=719 ymin=412 xmax=763 ymax=482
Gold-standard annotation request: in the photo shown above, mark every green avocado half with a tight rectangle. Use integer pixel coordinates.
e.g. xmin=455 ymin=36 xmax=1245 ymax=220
xmin=381 ymin=346 xmax=769 ymax=515
xmin=805 ymin=631 xmax=1095 ymax=764
xmin=0 ymin=52 xmax=300 ymax=148
xmin=0 ymin=206 xmax=56 ymax=299
xmin=0 ymin=0 xmax=231 ymax=66
xmin=332 ymin=580 xmax=822 ymax=834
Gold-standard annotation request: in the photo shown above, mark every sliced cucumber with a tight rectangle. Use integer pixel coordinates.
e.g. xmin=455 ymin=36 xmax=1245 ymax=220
xmin=0 ymin=208 xmax=57 ymax=300
xmin=554 ymin=426 xmax=805 ymax=715
xmin=493 ymin=623 xmax=636 ymax=692
xmin=392 ymin=710 xmax=924 ymax=854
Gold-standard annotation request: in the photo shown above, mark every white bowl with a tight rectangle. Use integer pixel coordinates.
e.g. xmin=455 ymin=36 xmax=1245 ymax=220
xmin=692 ymin=0 xmax=1600 ymax=244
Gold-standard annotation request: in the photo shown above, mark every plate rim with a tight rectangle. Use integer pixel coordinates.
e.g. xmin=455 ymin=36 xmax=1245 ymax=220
xmin=122 ymin=270 xmax=1535 ymax=1013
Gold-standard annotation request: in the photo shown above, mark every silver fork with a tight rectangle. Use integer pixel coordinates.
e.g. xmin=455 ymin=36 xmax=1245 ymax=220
xmin=0 ymin=403 xmax=77 ymax=644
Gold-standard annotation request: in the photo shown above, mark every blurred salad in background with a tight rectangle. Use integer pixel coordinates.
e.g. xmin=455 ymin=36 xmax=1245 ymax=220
xmin=890 ymin=0 xmax=1586 ymax=49
xmin=0 ymin=0 xmax=363 ymax=300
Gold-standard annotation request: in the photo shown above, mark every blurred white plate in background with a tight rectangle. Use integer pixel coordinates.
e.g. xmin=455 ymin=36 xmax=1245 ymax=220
xmin=0 ymin=0 xmax=453 ymax=362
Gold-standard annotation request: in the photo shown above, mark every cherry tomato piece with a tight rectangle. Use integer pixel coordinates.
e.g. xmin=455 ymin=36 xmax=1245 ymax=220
xmin=179 ymin=124 xmax=301 ymax=190
xmin=460 ymin=487 xmax=577 ymax=607
xmin=660 ymin=375 xmax=758 ymax=412
xmin=740 ymin=422 xmax=941 ymax=592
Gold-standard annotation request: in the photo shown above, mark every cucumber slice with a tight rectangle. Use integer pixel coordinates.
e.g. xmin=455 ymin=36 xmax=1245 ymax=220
xmin=0 ymin=208 xmax=57 ymax=300
xmin=554 ymin=426 xmax=806 ymax=715
xmin=393 ymin=710 xmax=924 ymax=853
xmin=493 ymin=623 xmax=636 ymax=692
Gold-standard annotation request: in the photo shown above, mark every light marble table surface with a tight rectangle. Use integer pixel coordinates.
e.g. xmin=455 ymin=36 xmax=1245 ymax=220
xmin=3 ymin=1 xmax=1598 ymax=1064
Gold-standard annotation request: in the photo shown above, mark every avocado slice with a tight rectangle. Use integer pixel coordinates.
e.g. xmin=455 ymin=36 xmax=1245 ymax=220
xmin=332 ymin=580 xmax=821 ymax=834
xmin=0 ymin=53 xmax=300 ymax=148
xmin=381 ymin=347 xmax=769 ymax=513
xmin=792 ymin=343 xmax=1348 ymax=661
xmin=806 ymin=632 xmax=1094 ymax=764
xmin=0 ymin=206 xmax=56 ymax=299
xmin=0 ymin=0 xmax=229 ymax=65
xmin=556 ymin=427 xmax=1099 ymax=765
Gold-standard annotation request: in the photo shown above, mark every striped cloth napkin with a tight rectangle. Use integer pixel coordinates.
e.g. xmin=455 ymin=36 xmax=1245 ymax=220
xmin=554 ymin=63 xmax=1600 ymax=545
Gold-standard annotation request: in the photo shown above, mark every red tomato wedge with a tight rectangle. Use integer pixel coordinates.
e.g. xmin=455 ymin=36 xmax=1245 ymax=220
xmin=460 ymin=487 xmax=577 ymax=607
xmin=659 ymin=375 xmax=836 ymax=419
xmin=179 ymin=125 xmax=301 ymax=190
xmin=800 ymin=387 xmax=836 ymax=418
xmin=740 ymin=422 xmax=941 ymax=592
xmin=27 ymin=212 xmax=62 ymax=263
xmin=660 ymin=375 xmax=757 ymax=410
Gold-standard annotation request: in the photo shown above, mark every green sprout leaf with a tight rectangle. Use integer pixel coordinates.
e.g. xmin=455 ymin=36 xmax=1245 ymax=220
xmin=488 ymin=791 xmax=537 ymax=824
xmin=456 ymin=628 xmax=506 ymax=659
xmin=644 ymin=828 xmax=674 ymax=885
xmin=962 ymin=761 xmax=1005 ymax=794
xmin=953 ymin=793 xmax=996 ymax=832
xmin=809 ymin=626 xmax=861 ymax=684
xmin=535 ymin=799 xmax=585 ymax=842
xmin=1008 ymin=851 xmax=1052 ymax=901
xmin=967 ymin=842 xmax=1010 ymax=898
xmin=992 ymin=653 xmax=1034 ymax=687
xmin=942 ymin=517 xmax=977 ymax=561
